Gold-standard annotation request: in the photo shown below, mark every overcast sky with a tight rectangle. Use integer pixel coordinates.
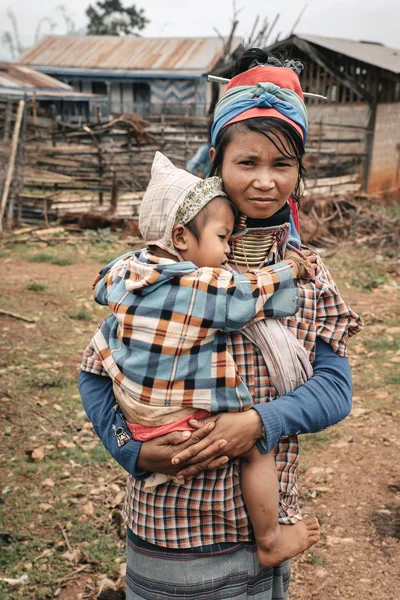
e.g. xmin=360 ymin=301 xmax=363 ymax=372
xmin=0 ymin=0 xmax=399 ymax=60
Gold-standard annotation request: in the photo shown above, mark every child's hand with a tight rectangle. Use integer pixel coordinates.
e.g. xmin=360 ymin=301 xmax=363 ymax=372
xmin=285 ymin=249 xmax=317 ymax=279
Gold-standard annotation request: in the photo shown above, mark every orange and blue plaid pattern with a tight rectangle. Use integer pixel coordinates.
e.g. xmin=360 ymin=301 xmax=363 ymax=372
xmin=81 ymin=253 xmax=363 ymax=548
xmin=89 ymin=250 xmax=298 ymax=415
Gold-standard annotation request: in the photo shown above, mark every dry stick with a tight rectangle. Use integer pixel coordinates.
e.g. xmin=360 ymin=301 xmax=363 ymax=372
xmin=57 ymin=523 xmax=73 ymax=553
xmin=0 ymin=99 xmax=25 ymax=233
xmin=52 ymin=565 xmax=90 ymax=586
xmin=0 ymin=308 xmax=35 ymax=323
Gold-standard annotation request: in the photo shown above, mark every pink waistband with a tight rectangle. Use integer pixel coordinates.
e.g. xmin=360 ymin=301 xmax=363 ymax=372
xmin=127 ymin=409 xmax=210 ymax=441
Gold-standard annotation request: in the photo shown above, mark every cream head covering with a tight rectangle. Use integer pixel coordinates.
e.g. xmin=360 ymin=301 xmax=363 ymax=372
xmin=139 ymin=152 xmax=227 ymax=259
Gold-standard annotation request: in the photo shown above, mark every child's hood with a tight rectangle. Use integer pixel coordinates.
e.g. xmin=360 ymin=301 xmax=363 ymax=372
xmin=93 ymin=249 xmax=198 ymax=305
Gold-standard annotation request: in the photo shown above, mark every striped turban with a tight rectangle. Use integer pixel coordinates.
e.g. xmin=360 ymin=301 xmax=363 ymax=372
xmin=211 ymin=66 xmax=308 ymax=146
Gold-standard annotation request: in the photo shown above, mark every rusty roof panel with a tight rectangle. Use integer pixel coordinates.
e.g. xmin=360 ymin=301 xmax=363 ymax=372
xmin=18 ymin=35 xmax=241 ymax=74
xmin=0 ymin=63 xmax=72 ymax=89
xmin=300 ymin=34 xmax=400 ymax=74
xmin=271 ymin=34 xmax=400 ymax=74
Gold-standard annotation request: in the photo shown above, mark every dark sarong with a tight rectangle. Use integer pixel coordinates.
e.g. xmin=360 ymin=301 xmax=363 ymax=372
xmin=126 ymin=529 xmax=290 ymax=600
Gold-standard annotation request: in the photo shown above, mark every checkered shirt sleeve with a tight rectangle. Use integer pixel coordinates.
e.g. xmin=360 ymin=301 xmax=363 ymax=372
xmin=81 ymin=339 xmax=108 ymax=376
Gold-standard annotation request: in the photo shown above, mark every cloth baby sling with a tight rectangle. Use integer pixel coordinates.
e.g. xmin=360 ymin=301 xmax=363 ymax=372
xmin=135 ymin=317 xmax=313 ymax=492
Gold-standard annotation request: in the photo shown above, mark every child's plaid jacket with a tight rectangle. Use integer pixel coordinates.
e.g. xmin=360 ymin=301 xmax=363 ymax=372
xmin=89 ymin=249 xmax=298 ymax=415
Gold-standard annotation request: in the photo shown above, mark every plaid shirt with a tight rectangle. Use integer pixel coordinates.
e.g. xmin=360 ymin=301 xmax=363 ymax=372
xmin=81 ymin=252 xmax=362 ymax=549
xmin=89 ymin=249 xmax=297 ymax=416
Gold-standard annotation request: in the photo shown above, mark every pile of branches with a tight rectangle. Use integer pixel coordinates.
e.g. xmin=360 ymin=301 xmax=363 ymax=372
xmin=299 ymin=194 xmax=400 ymax=253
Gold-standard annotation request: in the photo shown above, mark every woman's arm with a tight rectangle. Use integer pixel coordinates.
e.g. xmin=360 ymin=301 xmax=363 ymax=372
xmin=173 ymin=337 xmax=352 ymax=477
xmin=252 ymin=337 xmax=352 ymax=453
xmin=79 ymin=370 xmax=146 ymax=478
xmin=78 ymin=370 xmax=229 ymax=477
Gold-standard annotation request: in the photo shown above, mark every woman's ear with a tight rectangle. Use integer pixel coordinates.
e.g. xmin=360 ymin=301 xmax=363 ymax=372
xmin=172 ymin=224 xmax=188 ymax=250
xmin=209 ymin=146 xmax=216 ymax=164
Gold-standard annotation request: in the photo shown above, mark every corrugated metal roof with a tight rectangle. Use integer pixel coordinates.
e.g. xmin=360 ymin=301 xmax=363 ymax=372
xmin=18 ymin=35 xmax=241 ymax=76
xmin=284 ymin=34 xmax=400 ymax=74
xmin=0 ymin=87 xmax=106 ymax=101
xmin=0 ymin=63 xmax=72 ymax=89
xmin=0 ymin=63 xmax=107 ymax=101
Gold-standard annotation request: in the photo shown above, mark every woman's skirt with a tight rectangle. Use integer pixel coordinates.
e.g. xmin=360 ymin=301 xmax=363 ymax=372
xmin=126 ymin=529 xmax=291 ymax=600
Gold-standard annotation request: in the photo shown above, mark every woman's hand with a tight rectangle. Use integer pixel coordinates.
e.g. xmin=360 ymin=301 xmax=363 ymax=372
xmin=286 ymin=249 xmax=317 ymax=279
xmin=173 ymin=410 xmax=263 ymax=479
xmin=136 ymin=421 xmax=230 ymax=477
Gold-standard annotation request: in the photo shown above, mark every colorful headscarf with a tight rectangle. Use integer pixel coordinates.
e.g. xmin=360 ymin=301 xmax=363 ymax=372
xmin=139 ymin=152 xmax=226 ymax=259
xmin=211 ymin=65 xmax=308 ymax=146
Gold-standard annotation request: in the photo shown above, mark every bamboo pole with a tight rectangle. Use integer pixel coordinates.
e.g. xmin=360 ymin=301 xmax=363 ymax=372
xmin=0 ymin=99 xmax=25 ymax=233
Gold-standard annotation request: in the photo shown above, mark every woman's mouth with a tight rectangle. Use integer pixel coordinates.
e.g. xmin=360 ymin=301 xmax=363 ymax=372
xmin=248 ymin=197 xmax=277 ymax=205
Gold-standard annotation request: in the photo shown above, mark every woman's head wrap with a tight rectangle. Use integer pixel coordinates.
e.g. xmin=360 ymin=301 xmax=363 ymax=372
xmin=139 ymin=152 xmax=226 ymax=259
xmin=211 ymin=65 xmax=308 ymax=146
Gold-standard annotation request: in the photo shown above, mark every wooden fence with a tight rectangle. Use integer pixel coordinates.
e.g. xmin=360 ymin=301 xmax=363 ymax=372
xmin=0 ymin=96 xmax=364 ymax=228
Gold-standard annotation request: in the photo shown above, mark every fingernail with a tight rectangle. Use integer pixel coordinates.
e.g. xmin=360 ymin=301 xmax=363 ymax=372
xmin=182 ymin=431 xmax=191 ymax=438
xmin=172 ymin=457 xmax=180 ymax=464
xmin=208 ymin=422 xmax=215 ymax=430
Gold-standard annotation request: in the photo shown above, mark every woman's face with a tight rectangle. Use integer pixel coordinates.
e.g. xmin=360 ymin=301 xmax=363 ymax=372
xmin=212 ymin=127 xmax=299 ymax=220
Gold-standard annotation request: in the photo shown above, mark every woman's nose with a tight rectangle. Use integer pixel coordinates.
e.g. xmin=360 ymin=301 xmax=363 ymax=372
xmin=254 ymin=168 xmax=274 ymax=190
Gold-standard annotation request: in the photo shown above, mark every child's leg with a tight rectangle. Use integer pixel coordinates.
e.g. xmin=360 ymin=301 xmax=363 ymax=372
xmin=241 ymin=446 xmax=320 ymax=567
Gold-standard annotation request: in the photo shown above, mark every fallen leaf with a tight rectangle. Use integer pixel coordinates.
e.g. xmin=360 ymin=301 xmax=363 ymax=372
xmin=351 ymin=407 xmax=368 ymax=418
xmin=53 ymin=404 xmax=62 ymax=412
xmin=31 ymin=445 xmax=46 ymax=461
xmin=82 ymin=422 xmax=94 ymax=431
xmin=40 ymin=478 xmax=55 ymax=488
xmin=57 ymin=439 xmax=76 ymax=449
xmin=97 ymin=575 xmax=116 ymax=593
xmin=112 ymin=491 xmax=126 ymax=507
xmin=326 ymin=536 xmax=354 ymax=546
xmin=82 ymin=501 xmax=95 ymax=515
xmin=39 ymin=503 xmax=52 ymax=512
xmin=62 ymin=548 xmax=81 ymax=563
xmin=389 ymin=356 xmax=400 ymax=363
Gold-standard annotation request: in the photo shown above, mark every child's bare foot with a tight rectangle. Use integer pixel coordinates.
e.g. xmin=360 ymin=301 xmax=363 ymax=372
xmin=256 ymin=516 xmax=320 ymax=568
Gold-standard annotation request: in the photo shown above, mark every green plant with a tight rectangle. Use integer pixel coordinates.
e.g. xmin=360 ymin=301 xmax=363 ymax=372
xmin=26 ymin=282 xmax=46 ymax=292
xmin=28 ymin=253 xmax=73 ymax=266
xmin=68 ymin=310 xmax=92 ymax=321
xmin=306 ymin=552 xmax=327 ymax=566
xmin=350 ymin=268 xmax=389 ymax=290
xmin=28 ymin=253 xmax=54 ymax=263
xmin=51 ymin=256 xmax=73 ymax=266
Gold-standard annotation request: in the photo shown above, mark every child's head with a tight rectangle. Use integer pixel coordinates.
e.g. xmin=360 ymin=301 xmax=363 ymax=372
xmin=139 ymin=152 xmax=235 ymax=267
xmin=172 ymin=195 xmax=235 ymax=268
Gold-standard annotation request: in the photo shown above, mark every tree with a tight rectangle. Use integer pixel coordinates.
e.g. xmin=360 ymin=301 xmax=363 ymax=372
xmin=86 ymin=0 xmax=149 ymax=36
xmin=2 ymin=5 xmax=76 ymax=60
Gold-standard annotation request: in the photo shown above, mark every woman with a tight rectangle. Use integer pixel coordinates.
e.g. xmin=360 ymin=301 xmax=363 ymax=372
xmin=79 ymin=50 xmax=363 ymax=599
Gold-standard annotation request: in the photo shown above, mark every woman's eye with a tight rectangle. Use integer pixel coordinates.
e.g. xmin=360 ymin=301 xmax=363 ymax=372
xmin=238 ymin=160 xmax=254 ymax=166
xmin=275 ymin=161 xmax=292 ymax=168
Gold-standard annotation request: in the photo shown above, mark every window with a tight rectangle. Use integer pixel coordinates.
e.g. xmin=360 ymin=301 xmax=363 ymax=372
xmin=91 ymin=81 xmax=107 ymax=95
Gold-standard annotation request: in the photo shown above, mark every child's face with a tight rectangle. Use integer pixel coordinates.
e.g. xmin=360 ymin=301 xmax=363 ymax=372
xmin=182 ymin=197 xmax=234 ymax=268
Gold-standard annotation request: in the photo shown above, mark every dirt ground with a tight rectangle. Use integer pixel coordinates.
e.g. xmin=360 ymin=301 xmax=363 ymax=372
xmin=0 ymin=232 xmax=399 ymax=599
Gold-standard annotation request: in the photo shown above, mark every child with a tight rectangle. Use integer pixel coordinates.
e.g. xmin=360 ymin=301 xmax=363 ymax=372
xmin=87 ymin=152 xmax=320 ymax=567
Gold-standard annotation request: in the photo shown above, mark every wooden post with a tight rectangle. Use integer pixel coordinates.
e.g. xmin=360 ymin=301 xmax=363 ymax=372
xmin=362 ymin=102 xmax=377 ymax=192
xmin=0 ymin=99 xmax=25 ymax=233
xmin=0 ymin=100 xmax=12 ymax=200
xmin=32 ymin=91 xmax=38 ymax=137
xmin=110 ymin=171 xmax=119 ymax=215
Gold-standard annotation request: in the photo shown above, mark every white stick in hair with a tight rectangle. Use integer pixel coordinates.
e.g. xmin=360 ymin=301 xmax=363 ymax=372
xmin=207 ymin=74 xmax=327 ymax=99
